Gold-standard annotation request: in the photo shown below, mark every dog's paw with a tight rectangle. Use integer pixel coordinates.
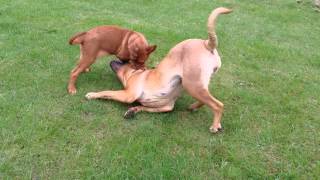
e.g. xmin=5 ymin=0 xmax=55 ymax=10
xmin=84 ymin=68 xmax=91 ymax=73
xmin=209 ymin=124 xmax=223 ymax=134
xmin=187 ymin=106 xmax=198 ymax=112
xmin=85 ymin=92 xmax=97 ymax=100
xmin=68 ymin=86 xmax=77 ymax=95
xmin=124 ymin=108 xmax=136 ymax=119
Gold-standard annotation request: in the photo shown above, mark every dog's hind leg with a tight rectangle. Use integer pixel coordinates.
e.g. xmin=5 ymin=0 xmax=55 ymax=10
xmin=82 ymin=50 xmax=108 ymax=74
xmin=188 ymin=101 xmax=204 ymax=111
xmin=123 ymin=104 xmax=174 ymax=119
xmin=68 ymin=43 xmax=99 ymax=94
xmin=183 ymin=83 xmax=224 ymax=133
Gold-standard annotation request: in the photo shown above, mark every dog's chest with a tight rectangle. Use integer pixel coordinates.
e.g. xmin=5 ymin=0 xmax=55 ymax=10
xmin=138 ymin=75 xmax=182 ymax=107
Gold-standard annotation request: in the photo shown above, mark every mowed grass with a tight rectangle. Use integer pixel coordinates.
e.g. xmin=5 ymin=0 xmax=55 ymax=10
xmin=0 ymin=0 xmax=319 ymax=178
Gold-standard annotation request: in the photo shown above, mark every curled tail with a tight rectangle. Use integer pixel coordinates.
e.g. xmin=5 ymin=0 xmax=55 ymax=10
xmin=68 ymin=32 xmax=87 ymax=45
xmin=206 ymin=7 xmax=232 ymax=51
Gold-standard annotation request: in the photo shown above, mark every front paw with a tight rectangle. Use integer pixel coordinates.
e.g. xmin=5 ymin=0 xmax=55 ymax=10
xmin=68 ymin=86 xmax=77 ymax=95
xmin=85 ymin=92 xmax=97 ymax=100
xmin=209 ymin=123 xmax=223 ymax=134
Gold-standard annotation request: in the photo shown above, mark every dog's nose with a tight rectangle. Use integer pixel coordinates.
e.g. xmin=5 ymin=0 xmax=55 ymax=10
xmin=110 ymin=60 xmax=126 ymax=73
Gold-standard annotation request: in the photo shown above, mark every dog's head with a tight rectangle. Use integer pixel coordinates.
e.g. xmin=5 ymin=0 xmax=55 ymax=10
xmin=110 ymin=60 xmax=140 ymax=87
xmin=130 ymin=45 xmax=157 ymax=69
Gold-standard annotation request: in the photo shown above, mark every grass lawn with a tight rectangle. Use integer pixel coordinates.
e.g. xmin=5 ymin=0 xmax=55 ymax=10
xmin=1 ymin=0 xmax=319 ymax=179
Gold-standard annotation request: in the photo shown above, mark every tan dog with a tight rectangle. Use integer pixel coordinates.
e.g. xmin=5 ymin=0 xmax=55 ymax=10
xmin=85 ymin=7 xmax=232 ymax=133
xmin=68 ymin=25 xmax=157 ymax=94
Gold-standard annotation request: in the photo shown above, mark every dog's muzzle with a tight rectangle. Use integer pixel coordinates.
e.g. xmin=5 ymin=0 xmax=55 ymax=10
xmin=109 ymin=60 xmax=127 ymax=73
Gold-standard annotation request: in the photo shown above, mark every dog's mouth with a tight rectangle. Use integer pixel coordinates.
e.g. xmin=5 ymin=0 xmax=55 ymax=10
xmin=109 ymin=60 xmax=128 ymax=73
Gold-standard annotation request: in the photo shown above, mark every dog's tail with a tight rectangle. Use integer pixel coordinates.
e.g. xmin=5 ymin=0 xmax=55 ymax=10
xmin=206 ymin=7 xmax=232 ymax=51
xmin=68 ymin=32 xmax=87 ymax=45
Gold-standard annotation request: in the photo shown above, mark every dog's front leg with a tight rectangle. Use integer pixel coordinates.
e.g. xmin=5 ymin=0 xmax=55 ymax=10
xmin=85 ymin=90 xmax=138 ymax=104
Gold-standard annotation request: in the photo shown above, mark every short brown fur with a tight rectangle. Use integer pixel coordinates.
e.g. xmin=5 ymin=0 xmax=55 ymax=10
xmin=67 ymin=25 xmax=156 ymax=94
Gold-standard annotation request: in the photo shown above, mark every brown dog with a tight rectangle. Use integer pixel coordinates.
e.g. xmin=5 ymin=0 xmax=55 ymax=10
xmin=68 ymin=25 xmax=157 ymax=94
xmin=85 ymin=7 xmax=232 ymax=133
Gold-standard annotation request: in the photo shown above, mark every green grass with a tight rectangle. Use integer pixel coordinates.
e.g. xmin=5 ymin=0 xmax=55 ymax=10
xmin=1 ymin=0 xmax=319 ymax=179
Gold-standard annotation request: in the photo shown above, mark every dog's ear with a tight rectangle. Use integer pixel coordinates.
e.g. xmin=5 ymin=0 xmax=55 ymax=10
xmin=146 ymin=45 xmax=157 ymax=54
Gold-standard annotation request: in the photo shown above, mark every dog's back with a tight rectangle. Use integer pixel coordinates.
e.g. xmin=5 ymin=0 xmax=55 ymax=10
xmin=154 ymin=7 xmax=231 ymax=88
xmin=69 ymin=26 xmax=128 ymax=54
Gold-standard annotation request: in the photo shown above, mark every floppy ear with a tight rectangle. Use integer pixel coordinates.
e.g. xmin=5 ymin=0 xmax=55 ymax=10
xmin=146 ymin=45 xmax=157 ymax=54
